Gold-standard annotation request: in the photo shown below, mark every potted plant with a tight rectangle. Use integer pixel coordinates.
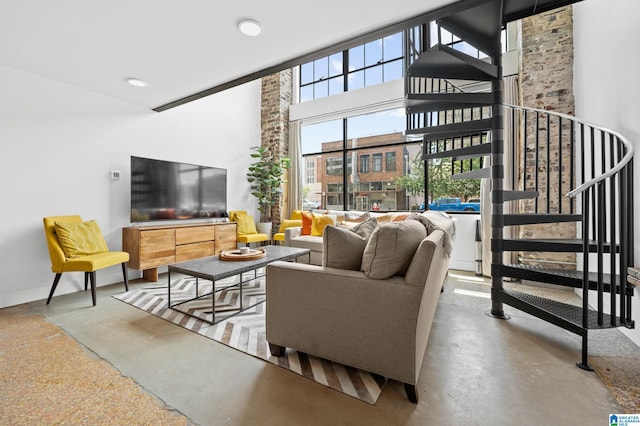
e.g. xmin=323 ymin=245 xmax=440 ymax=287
xmin=246 ymin=146 xmax=291 ymax=235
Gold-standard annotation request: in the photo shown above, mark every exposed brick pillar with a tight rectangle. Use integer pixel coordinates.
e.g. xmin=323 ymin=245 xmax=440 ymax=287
xmin=519 ymin=6 xmax=576 ymax=269
xmin=260 ymin=70 xmax=293 ymax=225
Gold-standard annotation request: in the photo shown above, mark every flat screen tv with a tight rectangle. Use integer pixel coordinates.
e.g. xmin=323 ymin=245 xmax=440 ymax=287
xmin=130 ymin=156 xmax=227 ymax=222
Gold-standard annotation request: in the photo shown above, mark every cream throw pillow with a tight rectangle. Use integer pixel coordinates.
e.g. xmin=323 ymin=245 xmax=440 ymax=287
xmin=54 ymin=220 xmax=109 ymax=258
xmin=361 ymin=220 xmax=427 ymax=279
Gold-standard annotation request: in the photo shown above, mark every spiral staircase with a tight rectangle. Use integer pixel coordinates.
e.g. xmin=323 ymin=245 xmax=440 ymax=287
xmin=405 ymin=0 xmax=635 ymax=369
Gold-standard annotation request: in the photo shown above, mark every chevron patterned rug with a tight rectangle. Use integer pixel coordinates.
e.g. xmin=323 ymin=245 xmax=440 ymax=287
xmin=113 ymin=273 xmax=386 ymax=404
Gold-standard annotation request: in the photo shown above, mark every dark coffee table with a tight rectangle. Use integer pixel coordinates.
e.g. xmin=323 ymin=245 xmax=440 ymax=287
xmin=167 ymin=245 xmax=310 ymax=324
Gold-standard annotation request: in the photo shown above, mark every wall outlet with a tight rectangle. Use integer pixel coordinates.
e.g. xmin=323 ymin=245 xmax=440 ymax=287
xmin=110 ymin=170 xmax=121 ymax=180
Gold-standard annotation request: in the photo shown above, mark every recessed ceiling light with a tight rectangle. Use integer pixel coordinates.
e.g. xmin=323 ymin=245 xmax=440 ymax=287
xmin=126 ymin=78 xmax=147 ymax=87
xmin=238 ymin=18 xmax=262 ymax=36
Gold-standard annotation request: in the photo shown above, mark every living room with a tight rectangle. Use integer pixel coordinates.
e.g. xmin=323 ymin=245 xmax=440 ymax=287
xmin=1 ymin=0 xmax=639 ymax=423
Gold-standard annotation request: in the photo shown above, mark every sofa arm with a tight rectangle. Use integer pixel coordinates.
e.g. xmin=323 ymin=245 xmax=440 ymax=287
xmin=266 ymin=261 xmax=427 ymax=384
xmin=284 ymin=226 xmax=303 ymax=246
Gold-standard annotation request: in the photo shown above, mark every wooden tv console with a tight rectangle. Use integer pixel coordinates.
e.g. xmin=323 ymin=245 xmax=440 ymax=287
xmin=122 ymin=222 xmax=237 ymax=282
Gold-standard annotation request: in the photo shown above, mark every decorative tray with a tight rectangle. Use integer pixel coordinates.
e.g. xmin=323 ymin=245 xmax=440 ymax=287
xmin=219 ymin=248 xmax=266 ymax=261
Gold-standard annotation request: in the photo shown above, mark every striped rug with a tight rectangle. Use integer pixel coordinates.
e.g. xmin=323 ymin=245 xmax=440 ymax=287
xmin=113 ymin=273 xmax=386 ymax=404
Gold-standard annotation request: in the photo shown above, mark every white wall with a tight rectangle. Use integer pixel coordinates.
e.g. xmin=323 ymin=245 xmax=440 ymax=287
xmin=573 ymin=0 xmax=640 ymax=346
xmin=0 ymin=65 xmax=261 ymax=308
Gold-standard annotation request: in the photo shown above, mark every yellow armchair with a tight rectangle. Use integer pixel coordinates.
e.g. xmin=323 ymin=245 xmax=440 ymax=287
xmin=229 ymin=210 xmax=269 ymax=246
xmin=273 ymin=210 xmax=303 ymax=243
xmin=43 ymin=215 xmax=129 ymax=306
xmin=272 ymin=215 xmax=302 ymax=243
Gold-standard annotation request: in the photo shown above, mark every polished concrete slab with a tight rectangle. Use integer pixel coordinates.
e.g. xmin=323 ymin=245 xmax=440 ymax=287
xmin=26 ymin=270 xmax=626 ymax=425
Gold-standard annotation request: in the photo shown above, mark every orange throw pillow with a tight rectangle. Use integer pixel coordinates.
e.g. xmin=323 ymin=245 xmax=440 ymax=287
xmin=301 ymin=211 xmax=313 ymax=235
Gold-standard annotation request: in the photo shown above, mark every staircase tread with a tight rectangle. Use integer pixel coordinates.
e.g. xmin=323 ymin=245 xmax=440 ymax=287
xmin=502 ymin=190 xmax=539 ymax=201
xmin=501 ymin=288 xmax=627 ymax=330
xmin=505 ymin=238 xmax=609 ymax=244
xmin=405 ymin=99 xmax=492 ymax=114
xmin=502 ymin=238 xmax=619 ymax=253
xmin=502 ymin=213 xmax=583 ymax=226
xmin=500 ymin=264 xmax=635 ymax=295
xmin=407 ymin=44 xmax=498 ymax=80
xmin=425 ymin=143 xmax=491 ymax=160
xmin=409 ymin=118 xmax=493 ymax=138
xmin=505 ymin=213 xmax=582 ymax=217
xmin=503 ymin=0 xmax=585 ymax=23
xmin=406 ymin=92 xmax=493 ymax=103
xmin=451 ymin=167 xmax=491 ymax=180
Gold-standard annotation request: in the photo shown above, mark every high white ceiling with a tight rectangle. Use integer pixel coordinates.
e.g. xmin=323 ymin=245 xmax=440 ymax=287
xmin=0 ymin=0 xmax=456 ymax=110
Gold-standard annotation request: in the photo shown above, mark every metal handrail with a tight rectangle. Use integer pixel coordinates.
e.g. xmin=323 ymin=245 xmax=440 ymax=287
xmin=504 ymin=103 xmax=634 ymax=197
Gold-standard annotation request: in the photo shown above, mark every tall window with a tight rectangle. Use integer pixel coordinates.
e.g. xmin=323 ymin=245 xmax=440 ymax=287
xmin=301 ymin=109 xmax=412 ymax=211
xmin=372 ymin=153 xmax=383 ymax=172
xmin=306 ymin=159 xmax=315 ymax=184
xmin=296 ymin=20 xmax=495 ymax=212
xmin=386 ymin=152 xmax=396 ymax=171
xmin=326 ymin=157 xmax=343 ymax=176
xmin=299 ymin=33 xmax=403 ymax=102
xmin=360 ymin=154 xmax=370 ymax=173
xmin=347 ymin=34 xmax=403 ymax=92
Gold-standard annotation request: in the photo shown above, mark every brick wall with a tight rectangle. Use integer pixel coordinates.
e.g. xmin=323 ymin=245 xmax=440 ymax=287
xmin=260 ymin=70 xmax=293 ymax=224
xmin=519 ymin=6 xmax=576 ymax=269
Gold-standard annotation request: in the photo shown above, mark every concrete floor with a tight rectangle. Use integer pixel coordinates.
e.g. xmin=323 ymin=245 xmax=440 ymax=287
xmin=26 ymin=270 xmax=626 ymax=425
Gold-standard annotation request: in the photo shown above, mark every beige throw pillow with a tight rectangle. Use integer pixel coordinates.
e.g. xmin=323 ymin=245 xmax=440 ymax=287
xmin=322 ymin=225 xmax=368 ymax=270
xmin=361 ymin=220 xmax=427 ymax=279
xmin=351 ymin=217 xmax=378 ymax=239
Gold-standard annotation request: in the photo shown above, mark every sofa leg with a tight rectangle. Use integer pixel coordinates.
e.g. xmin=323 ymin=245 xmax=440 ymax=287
xmin=404 ymin=383 xmax=418 ymax=403
xmin=268 ymin=343 xmax=285 ymax=357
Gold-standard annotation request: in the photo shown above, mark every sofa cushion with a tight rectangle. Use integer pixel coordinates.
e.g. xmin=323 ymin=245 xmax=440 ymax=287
xmin=361 ymin=220 xmax=428 ymax=279
xmin=289 ymin=234 xmax=324 ymax=251
xmin=322 ymin=226 xmax=369 ymax=270
xmin=54 ymin=219 xmax=109 ymax=258
xmin=311 ymin=213 xmax=334 ymax=236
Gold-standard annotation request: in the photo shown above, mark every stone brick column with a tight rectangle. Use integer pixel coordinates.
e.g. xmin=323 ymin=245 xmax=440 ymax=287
xmin=519 ymin=6 xmax=576 ymax=269
xmin=260 ymin=70 xmax=293 ymax=225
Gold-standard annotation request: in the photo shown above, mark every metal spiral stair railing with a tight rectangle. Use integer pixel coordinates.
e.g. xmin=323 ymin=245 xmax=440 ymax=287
xmin=404 ymin=0 xmax=634 ymax=369
xmin=496 ymin=104 xmax=635 ymax=370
